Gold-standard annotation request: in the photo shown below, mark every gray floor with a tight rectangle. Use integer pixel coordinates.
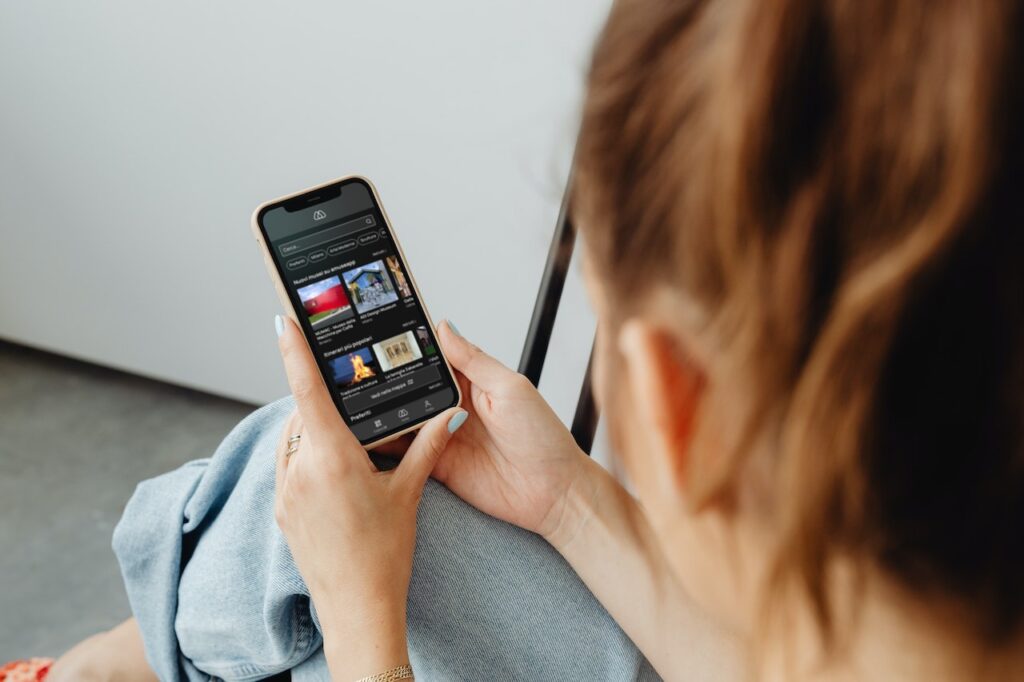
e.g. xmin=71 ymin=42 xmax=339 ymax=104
xmin=0 ymin=341 xmax=258 ymax=660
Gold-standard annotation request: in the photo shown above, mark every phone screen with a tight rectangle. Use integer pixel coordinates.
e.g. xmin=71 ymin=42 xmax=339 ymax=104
xmin=256 ymin=177 xmax=460 ymax=445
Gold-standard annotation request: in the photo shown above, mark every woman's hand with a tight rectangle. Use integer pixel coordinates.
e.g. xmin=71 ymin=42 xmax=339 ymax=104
xmin=430 ymin=321 xmax=595 ymax=547
xmin=273 ymin=315 xmax=466 ymax=681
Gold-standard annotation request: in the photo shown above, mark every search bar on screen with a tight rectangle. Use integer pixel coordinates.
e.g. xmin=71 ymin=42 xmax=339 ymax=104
xmin=278 ymin=215 xmax=377 ymax=256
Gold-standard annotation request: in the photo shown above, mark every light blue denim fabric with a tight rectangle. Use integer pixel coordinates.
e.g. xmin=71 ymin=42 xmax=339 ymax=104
xmin=113 ymin=397 xmax=660 ymax=681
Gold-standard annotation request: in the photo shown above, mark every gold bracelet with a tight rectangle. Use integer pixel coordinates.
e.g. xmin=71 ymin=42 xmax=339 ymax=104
xmin=354 ymin=664 xmax=414 ymax=682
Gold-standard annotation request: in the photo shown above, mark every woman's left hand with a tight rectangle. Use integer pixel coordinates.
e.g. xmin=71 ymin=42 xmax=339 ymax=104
xmin=273 ymin=315 xmax=466 ymax=680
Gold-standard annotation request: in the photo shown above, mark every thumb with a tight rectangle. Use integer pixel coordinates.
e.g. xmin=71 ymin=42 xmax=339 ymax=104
xmin=276 ymin=314 xmax=353 ymax=445
xmin=394 ymin=407 xmax=469 ymax=491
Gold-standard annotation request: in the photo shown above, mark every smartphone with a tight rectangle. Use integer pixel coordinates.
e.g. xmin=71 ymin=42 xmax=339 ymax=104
xmin=252 ymin=175 xmax=462 ymax=448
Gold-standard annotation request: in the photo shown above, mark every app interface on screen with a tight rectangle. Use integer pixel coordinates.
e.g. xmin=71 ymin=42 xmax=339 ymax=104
xmin=260 ymin=180 xmax=457 ymax=442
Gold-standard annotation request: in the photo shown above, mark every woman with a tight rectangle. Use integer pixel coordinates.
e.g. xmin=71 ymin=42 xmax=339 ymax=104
xmin=53 ymin=0 xmax=1024 ymax=679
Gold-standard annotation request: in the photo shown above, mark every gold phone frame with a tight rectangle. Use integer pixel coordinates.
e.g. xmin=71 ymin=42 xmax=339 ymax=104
xmin=250 ymin=174 xmax=463 ymax=449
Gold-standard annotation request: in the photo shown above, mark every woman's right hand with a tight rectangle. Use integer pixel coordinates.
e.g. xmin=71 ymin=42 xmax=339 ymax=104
xmin=429 ymin=321 xmax=594 ymax=543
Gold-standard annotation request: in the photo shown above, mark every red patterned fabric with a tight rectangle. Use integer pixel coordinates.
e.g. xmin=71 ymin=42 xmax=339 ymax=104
xmin=0 ymin=659 xmax=53 ymax=681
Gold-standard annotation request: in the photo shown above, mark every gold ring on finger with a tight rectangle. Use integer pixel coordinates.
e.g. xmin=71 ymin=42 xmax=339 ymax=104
xmin=285 ymin=433 xmax=302 ymax=457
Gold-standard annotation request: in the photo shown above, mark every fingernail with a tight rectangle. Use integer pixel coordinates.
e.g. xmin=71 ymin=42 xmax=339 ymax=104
xmin=447 ymin=320 xmax=461 ymax=337
xmin=447 ymin=410 xmax=468 ymax=434
xmin=274 ymin=315 xmax=285 ymax=338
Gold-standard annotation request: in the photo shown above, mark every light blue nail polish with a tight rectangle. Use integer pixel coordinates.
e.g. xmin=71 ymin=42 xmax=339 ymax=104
xmin=274 ymin=315 xmax=284 ymax=338
xmin=447 ymin=410 xmax=468 ymax=434
xmin=447 ymin=320 xmax=462 ymax=337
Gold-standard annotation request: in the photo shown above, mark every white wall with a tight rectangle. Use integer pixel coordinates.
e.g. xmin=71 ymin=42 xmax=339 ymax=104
xmin=0 ymin=1 xmax=609 ymax=423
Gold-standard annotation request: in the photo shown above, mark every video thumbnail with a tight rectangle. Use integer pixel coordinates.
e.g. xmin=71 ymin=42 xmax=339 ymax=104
xmin=415 ymin=325 xmax=437 ymax=356
xmin=372 ymin=331 xmax=423 ymax=372
xmin=296 ymin=275 xmax=353 ymax=329
xmin=342 ymin=260 xmax=399 ymax=314
xmin=386 ymin=255 xmax=413 ymax=298
xmin=329 ymin=347 xmax=378 ymax=388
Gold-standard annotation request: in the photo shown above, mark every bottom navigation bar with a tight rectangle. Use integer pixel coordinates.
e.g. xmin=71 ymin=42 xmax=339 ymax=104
xmin=350 ymin=388 xmax=455 ymax=442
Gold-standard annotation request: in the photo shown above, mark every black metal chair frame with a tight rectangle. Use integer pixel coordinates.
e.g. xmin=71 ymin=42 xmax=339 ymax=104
xmin=516 ymin=178 xmax=599 ymax=455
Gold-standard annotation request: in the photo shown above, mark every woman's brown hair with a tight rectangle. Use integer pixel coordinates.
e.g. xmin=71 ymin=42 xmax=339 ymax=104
xmin=575 ymin=0 xmax=1024 ymax=645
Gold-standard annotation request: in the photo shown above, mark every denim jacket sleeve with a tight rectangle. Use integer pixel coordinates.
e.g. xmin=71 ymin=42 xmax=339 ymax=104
xmin=112 ymin=398 xmax=319 ymax=681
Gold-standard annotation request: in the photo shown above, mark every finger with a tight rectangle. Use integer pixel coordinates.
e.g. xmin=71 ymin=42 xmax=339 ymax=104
xmin=437 ymin=320 xmax=515 ymax=393
xmin=454 ymin=370 xmax=474 ymax=412
xmin=275 ymin=411 xmax=303 ymax=494
xmin=394 ymin=407 xmax=468 ymax=491
xmin=276 ymin=315 xmax=358 ymax=448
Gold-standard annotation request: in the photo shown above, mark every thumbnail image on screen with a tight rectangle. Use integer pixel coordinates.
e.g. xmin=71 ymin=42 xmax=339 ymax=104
xmin=372 ymin=331 xmax=423 ymax=372
xmin=296 ymin=275 xmax=353 ymax=329
xmin=414 ymin=325 xmax=437 ymax=356
xmin=329 ymin=347 xmax=379 ymax=388
xmin=342 ymin=260 xmax=399 ymax=314
xmin=385 ymin=255 xmax=413 ymax=298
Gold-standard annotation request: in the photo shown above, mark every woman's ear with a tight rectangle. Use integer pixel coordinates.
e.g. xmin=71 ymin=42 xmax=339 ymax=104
xmin=617 ymin=319 xmax=706 ymax=499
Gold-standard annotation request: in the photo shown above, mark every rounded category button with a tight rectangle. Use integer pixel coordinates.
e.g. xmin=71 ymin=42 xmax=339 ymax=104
xmin=286 ymin=256 xmax=308 ymax=269
xmin=308 ymin=249 xmax=327 ymax=263
xmin=358 ymin=232 xmax=379 ymax=246
xmin=327 ymin=240 xmax=357 ymax=255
